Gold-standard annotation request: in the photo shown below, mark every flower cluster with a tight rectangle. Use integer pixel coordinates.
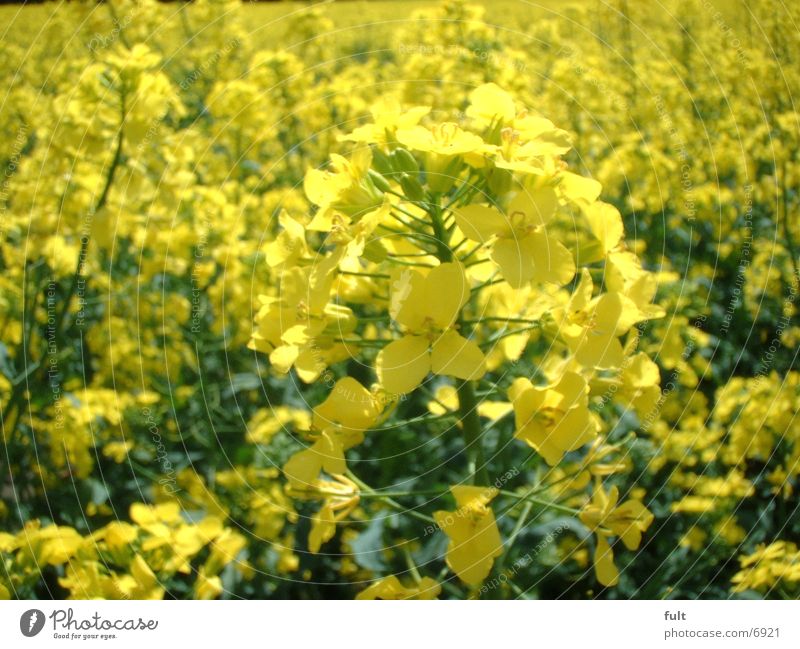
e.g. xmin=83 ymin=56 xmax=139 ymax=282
xmin=1 ymin=0 xmax=798 ymax=600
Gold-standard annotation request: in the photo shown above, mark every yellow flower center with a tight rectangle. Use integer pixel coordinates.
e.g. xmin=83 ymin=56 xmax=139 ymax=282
xmin=501 ymin=127 xmax=521 ymax=159
xmin=570 ymin=309 xmax=597 ymax=330
xmin=432 ymin=122 xmax=462 ymax=149
xmin=533 ymin=405 xmax=564 ymax=429
xmin=509 ymin=209 xmax=536 ymax=235
xmin=329 ymin=214 xmax=352 ymax=243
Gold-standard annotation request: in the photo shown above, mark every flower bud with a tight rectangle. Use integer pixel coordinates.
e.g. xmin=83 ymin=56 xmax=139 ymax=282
xmin=391 ymin=148 xmax=419 ymax=174
xmin=368 ymin=169 xmax=391 ymax=193
xmin=399 ymin=173 xmax=426 ymax=202
xmin=371 ymin=147 xmax=394 ymax=176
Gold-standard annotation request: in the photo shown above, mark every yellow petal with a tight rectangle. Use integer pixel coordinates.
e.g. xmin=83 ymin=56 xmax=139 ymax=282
xmin=319 ymin=431 xmax=347 ymax=475
xmin=514 ymin=421 xmax=563 ymax=466
xmin=558 ymin=171 xmax=602 ymax=206
xmin=304 ymin=167 xmax=348 ymax=208
xmin=194 ymin=573 xmax=223 ymax=600
xmin=451 ymin=485 xmax=498 ymax=510
xmin=294 ymin=348 xmax=324 ymax=384
xmin=477 ymin=400 xmax=513 ymax=420
xmin=308 ymin=502 xmax=337 ymax=554
xmin=594 ymin=535 xmax=619 ymax=586
xmin=508 ymin=186 xmax=558 ymax=227
xmin=491 ymin=237 xmax=534 ymax=288
xmin=606 ymin=249 xmax=641 ymax=284
xmin=570 ymin=295 xmax=626 ymax=368
xmin=425 ymin=263 xmax=470 ymax=330
xmin=376 ymin=335 xmax=431 ymax=393
xmin=524 ymin=230 xmax=575 ymax=285
xmin=570 ymin=268 xmax=594 ymax=311
xmin=467 ymin=83 xmax=516 ymax=122
xmin=282 ymin=433 xmax=345 ymax=489
xmin=549 ymin=405 xmax=597 ymax=453
xmin=313 ymin=377 xmax=380 ymax=433
xmin=396 ymin=125 xmax=435 ymax=151
xmin=586 ymin=201 xmax=623 ymax=254
xmin=551 ymin=371 xmax=589 ymax=407
xmin=356 ymin=575 xmax=406 ymax=600
xmin=576 ymin=332 xmax=624 ymax=369
xmin=415 ymin=577 xmax=442 ymax=599
xmin=508 ymin=376 xmax=535 ymax=404
xmin=430 ymin=330 xmax=486 ymax=381
xmin=454 ymin=204 xmax=508 ymax=242
xmin=435 ymin=507 xmax=503 ymax=585
xmin=624 ymin=352 xmax=660 ymax=388
xmin=356 ymin=575 xmax=441 ymax=600
xmin=266 ymin=211 xmax=307 ymax=267
xmin=614 ymin=501 xmax=654 ymax=550
xmin=389 ymin=269 xmax=427 ymax=330
xmin=269 ymin=344 xmax=299 ymax=374
xmin=283 ymin=447 xmax=321 ymax=489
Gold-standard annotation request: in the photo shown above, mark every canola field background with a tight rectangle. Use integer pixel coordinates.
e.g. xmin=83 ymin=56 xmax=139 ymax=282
xmin=0 ymin=0 xmax=799 ymax=600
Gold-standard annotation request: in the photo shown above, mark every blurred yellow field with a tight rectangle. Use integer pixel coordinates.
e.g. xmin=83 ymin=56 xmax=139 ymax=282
xmin=0 ymin=0 xmax=798 ymax=602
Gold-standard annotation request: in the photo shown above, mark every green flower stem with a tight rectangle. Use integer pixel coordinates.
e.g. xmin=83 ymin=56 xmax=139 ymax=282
xmin=457 ymin=378 xmax=488 ymax=486
xmin=383 ymin=190 xmax=429 ymax=223
xmin=448 ymin=235 xmax=471 ymax=255
xmin=508 ymin=580 xmax=530 ymax=599
xmin=333 ymin=338 xmax=389 ymax=347
xmin=1 ymin=91 xmax=125 ymax=438
xmin=418 ymin=385 xmax=454 ymax=413
xmin=443 ymin=175 xmax=483 ymax=210
xmin=428 ymin=198 xmax=452 ymax=262
xmin=338 ymin=270 xmax=390 ymax=279
xmin=377 ymin=225 xmax=435 ymax=249
xmin=498 ymin=489 xmax=580 ymax=515
xmin=55 ymin=93 xmax=125 ymax=333
xmin=481 ymin=324 xmax=540 ymax=348
xmin=346 ymin=471 xmax=436 ymax=524
xmin=390 ymin=204 xmax=430 ymax=228
xmin=357 ymin=490 xmax=441 ymax=499
xmin=385 ymin=258 xmax=437 ymax=268
xmin=387 ymin=251 xmax=437 ymax=258
xmin=388 ymin=210 xmax=423 ymax=232
xmin=403 ymin=546 xmax=423 ymax=584
xmin=507 ymin=501 xmax=534 ymax=547
xmin=428 ymin=197 xmax=491 ymax=488
xmin=492 ymin=501 xmax=534 ymax=585
xmin=383 ymin=412 xmax=455 ymax=428
xmin=470 ymin=277 xmax=502 ymax=293
xmin=459 ymin=241 xmax=488 ymax=264
xmin=461 ymin=317 xmax=540 ymax=325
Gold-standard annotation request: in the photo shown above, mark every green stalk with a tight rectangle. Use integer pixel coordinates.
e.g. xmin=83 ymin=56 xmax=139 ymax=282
xmin=429 ymin=196 xmax=489 ymax=487
xmin=457 ymin=378 xmax=488 ymax=486
xmin=428 ymin=198 xmax=452 ymax=262
xmin=346 ymin=471 xmax=436 ymax=525
xmin=491 ymin=501 xmax=533 ymax=588
xmin=498 ymin=489 xmax=580 ymax=515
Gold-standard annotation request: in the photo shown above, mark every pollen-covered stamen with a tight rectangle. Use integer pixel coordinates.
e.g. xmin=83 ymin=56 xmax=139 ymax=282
xmin=532 ymin=405 xmax=565 ymax=429
xmin=295 ymin=300 xmax=309 ymax=320
xmin=569 ymin=308 xmax=593 ymax=327
xmin=456 ymin=499 xmax=489 ymax=523
xmin=432 ymin=122 xmax=463 ymax=150
xmin=508 ymin=209 xmax=537 ymax=235
xmin=329 ymin=213 xmax=352 ymax=244
xmin=417 ymin=315 xmax=444 ymax=341
xmin=500 ymin=126 xmax=521 ymax=158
